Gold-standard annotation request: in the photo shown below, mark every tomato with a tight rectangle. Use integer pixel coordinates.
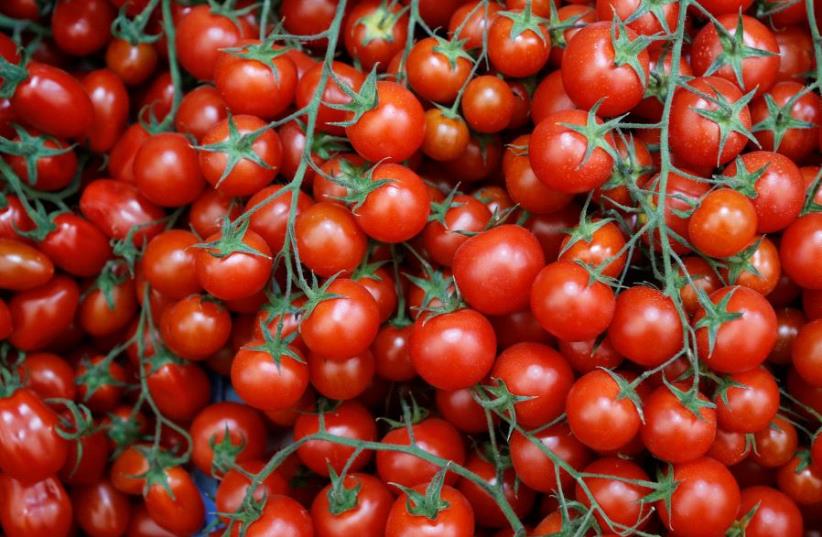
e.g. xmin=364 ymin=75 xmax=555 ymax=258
xmin=141 ymin=230 xmax=200 ymax=299
xmin=751 ymin=82 xmax=820 ymax=162
xmin=709 ymin=429 xmax=749 ymax=466
xmin=488 ymin=10 xmax=550 ymax=78
xmin=385 ymin=483 xmax=474 ymax=537
xmin=562 ymin=22 xmax=649 ymax=116
xmin=133 ymin=133 xmax=204 ymax=207
xmin=79 ymin=179 xmax=165 ymax=245
xmin=311 ymin=472 xmax=392 ymax=537
xmin=105 ymin=39 xmax=157 ymax=87
xmin=0 ymin=475 xmax=72 ymax=537
xmin=215 ymin=460 xmax=288 ymax=517
xmin=79 ymin=276 xmax=137 ymax=337
xmin=18 ymin=352 xmax=75 ymax=400
xmin=294 ymin=400 xmax=376 ymax=476
xmin=82 ymin=69 xmax=129 ymax=154
xmin=421 ymin=194 xmax=491 ymax=267
xmin=296 ymin=202 xmax=367 ymax=277
xmin=699 ymin=0 xmax=753 ymax=16
xmin=247 ymin=184 xmax=311 ymax=253
xmin=530 ymin=261 xmax=616 ymax=342
xmin=688 ymin=188 xmax=758 ymax=258
xmin=558 ymin=337 xmax=624 ymax=374
xmin=0 ymin=194 xmax=34 ymax=241
xmin=406 ymin=37 xmax=471 ymax=103
xmin=195 ymin=228 xmax=272 ymax=301
xmin=144 ymin=466 xmax=204 ymax=535
xmin=641 ymin=384 xmax=717 ymax=463
xmin=377 ymin=417 xmax=465 ymax=487
xmin=0 ymin=238 xmax=53 ymax=291
xmin=189 ymin=189 xmax=241 ymax=239
xmin=503 ymin=135 xmax=572 ymax=215
xmin=751 ymin=416 xmax=798 ymax=468
xmin=491 ymin=342 xmax=573 ymax=428
xmin=449 ymin=1 xmax=502 ymax=50
xmin=780 ymin=213 xmax=822 ymax=289
xmin=75 ymin=355 xmax=127 ymax=412
xmin=724 ymin=236 xmax=781 ymax=296
xmin=344 ymin=1 xmax=408 ymax=71
xmin=232 ymin=343 xmax=308 ymax=410
xmin=160 ymin=294 xmax=231 ymax=360
xmin=190 ymin=402 xmax=267 ymax=476
xmin=777 ymin=455 xmax=822 ymax=505
xmin=530 ymin=109 xmax=615 ymax=194
xmin=0 ymin=299 xmax=10 ymax=340
xmin=770 ymin=308 xmax=805 ymax=365
xmin=435 ymin=388 xmax=488 ymax=434
xmin=738 ymin=486 xmax=803 ymax=537
xmin=410 ymin=308 xmax=496 ymax=391
xmin=669 ymin=76 xmax=752 ymax=168
xmin=62 ymin=427 xmax=109 ymax=486
xmin=11 ymin=62 xmax=94 ymax=139
xmin=39 ymin=213 xmax=111 ymax=277
xmin=110 ymin=446 xmax=150 ymax=495
xmin=373 ymin=324 xmax=415 ymax=381
xmin=353 ymin=267 xmax=397 ymax=323
xmin=442 ymin=134 xmax=502 ymax=183
xmin=509 ymin=424 xmax=590 ymax=493
xmin=774 ymin=27 xmax=815 ymax=83
xmin=147 ymin=360 xmax=211 ymax=423
xmin=309 ymin=350 xmax=374 ymax=400
xmin=5 ymin=129 xmax=77 ymax=192
xmin=138 ymin=72 xmax=174 ymax=123
xmin=51 ymin=0 xmax=114 ymax=56
xmin=422 ymin=109 xmax=469 ymax=162
xmin=596 ymin=0 xmax=678 ymax=35
xmin=691 ymin=14 xmax=779 ymax=95
xmin=566 ymin=369 xmax=641 ymax=451
xmin=230 ymin=494 xmax=313 ymax=537
xmin=530 ymin=71 xmax=574 ymax=125
xmin=173 ymin=87 xmax=226 ymax=142
xmin=456 ymin=452 xmax=535 ymax=529
xmin=559 ymin=220 xmax=626 ymax=279
xmin=694 ymin=286 xmax=777 ymax=373
xmin=175 ymin=5 xmax=252 ymax=80
xmin=713 ymin=366 xmax=779 ymax=434
xmin=281 ymin=0 xmax=338 ymax=46
xmin=9 ymin=275 xmax=79 ymax=351
xmin=296 ymin=61 xmax=364 ymax=135
xmin=108 ymin=123 xmax=149 ymax=183
xmin=575 ymin=458 xmax=651 ymax=533
xmin=792 ymin=319 xmax=822 ymax=387
xmin=73 ymin=480 xmax=130 ymax=537
xmin=127 ymin=503 xmax=178 ymax=537
xmin=658 ymin=457 xmax=741 ymax=537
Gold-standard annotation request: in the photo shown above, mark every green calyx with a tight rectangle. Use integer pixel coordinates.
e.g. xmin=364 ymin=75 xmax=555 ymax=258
xmin=702 ymin=14 xmax=778 ymax=90
xmin=751 ymin=91 xmax=815 ymax=152
xmin=690 ymin=83 xmax=758 ymax=166
xmin=393 ymin=465 xmax=451 ymax=520
xmin=325 ymin=466 xmax=362 ymax=516
xmin=195 ymin=115 xmax=274 ymax=189
xmin=355 ymin=2 xmax=407 ymax=46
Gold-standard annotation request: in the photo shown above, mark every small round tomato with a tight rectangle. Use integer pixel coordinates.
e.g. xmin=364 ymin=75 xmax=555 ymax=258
xmin=231 ymin=344 xmax=308 ymax=411
xmin=134 ymin=133 xmax=204 ymax=207
xmin=72 ymin=480 xmax=130 ymax=537
xmin=435 ymin=388 xmax=488 ymax=434
xmin=777 ymin=455 xmax=822 ymax=505
xmin=488 ymin=10 xmax=550 ymax=78
xmin=422 ymin=109 xmax=469 ymax=161
xmin=406 ymin=37 xmax=471 ymax=103
xmin=0 ymin=238 xmax=54 ymax=291
xmin=215 ymin=460 xmax=288 ymax=518
xmin=596 ymin=0 xmax=678 ymax=35
xmin=421 ymin=194 xmax=491 ymax=267
xmin=509 ymin=424 xmax=590 ymax=493
xmin=566 ymin=369 xmax=641 ymax=451
xmin=51 ymin=0 xmax=114 ymax=55
xmin=385 ymin=484 xmax=474 ymax=537
xmin=141 ymin=230 xmax=201 ymax=299
xmin=770 ymin=307 xmax=805 ymax=365
xmin=146 ymin=360 xmax=211 ymax=423
xmin=739 ymin=486 xmax=803 ymax=537
xmin=531 ymin=71 xmax=575 ymax=124
xmin=751 ymin=81 xmax=820 ymax=162
xmin=79 ymin=179 xmax=165 ymax=245
xmin=373 ymin=324 xmax=415 ymax=382
xmin=79 ymin=277 xmax=137 ymax=337
xmin=641 ymin=384 xmax=717 ymax=463
xmin=232 ymin=495 xmax=312 ymax=537
xmin=160 ymin=294 xmax=231 ymax=360
xmin=344 ymin=1 xmax=408 ymax=71
xmin=295 ymin=202 xmax=367 ymax=278
xmin=106 ymin=38 xmax=157 ymax=86
xmin=195 ymin=228 xmax=272 ymax=301
xmin=751 ymin=416 xmax=798 ymax=468
xmin=6 ymin=129 xmax=77 ymax=192
xmin=559 ymin=220 xmax=626 ymax=279
xmin=503 ymin=135 xmax=573 ymax=215
xmin=723 ymin=237 xmax=781 ymax=296
xmin=296 ymin=61 xmax=364 ymax=135
xmin=793 ymin=319 xmax=822 ymax=387
xmin=461 ymin=75 xmax=514 ymax=133
xmin=108 ymin=123 xmax=149 ymax=183
xmin=190 ymin=402 xmax=266 ymax=476
xmin=559 ymin=337 xmax=624 ymax=374
xmin=174 ymin=86 xmax=228 ymax=142
xmin=688 ymin=188 xmax=758 ymax=258
xmin=714 ymin=366 xmax=780 ymax=433
xmin=309 ymin=350 xmax=374 ymax=401
xmin=575 ymin=458 xmax=652 ymax=533
xmin=311 ymin=472 xmax=392 ymax=537
xmin=175 ymin=5 xmax=252 ymax=80
xmin=449 ymin=1 xmax=502 ymax=50
xmin=18 ymin=352 xmax=76 ymax=401
xmin=780 ymin=213 xmax=822 ymax=289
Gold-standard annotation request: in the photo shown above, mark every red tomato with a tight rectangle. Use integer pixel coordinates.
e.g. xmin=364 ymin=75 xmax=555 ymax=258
xmin=738 ymin=486 xmax=803 ymax=537
xmin=0 ymin=238 xmax=53 ymax=291
xmin=311 ymin=472 xmax=392 ymax=537
xmin=231 ymin=343 xmax=308 ymax=410
xmin=79 ymin=179 xmax=165 ymax=245
xmin=195 ymin=228 xmax=272 ymax=301
xmin=72 ymin=480 xmax=131 ymax=537
xmin=296 ymin=61 xmax=364 ymax=135
xmin=792 ymin=319 xmax=822 ymax=387
xmin=575 ymin=458 xmax=652 ymax=533
xmin=641 ymin=384 xmax=717 ymax=463
xmin=230 ymin=494 xmax=313 ymax=537
xmin=509 ymin=424 xmax=590 ymax=493
xmin=215 ymin=460 xmax=288 ymax=518
xmin=385 ymin=483 xmax=474 ymax=537
xmin=190 ymin=402 xmax=267 ymax=476
xmin=344 ymin=1 xmax=408 ymax=71
xmin=377 ymin=418 xmax=465 ymax=487
xmin=406 ymin=37 xmax=471 ymax=104
xmin=105 ymin=39 xmax=157 ymax=86
xmin=39 ymin=213 xmax=111 ymax=277
xmin=51 ymin=0 xmax=114 ymax=56
xmin=144 ymin=466 xmax=204 ymax=535
xmin=82 ymin=69 xmax=129 ymax=153
xmin=175 ymin=5 xmax=252 ymax=80
xmin=9 ymin=275 xmax=79 ymax=351
xmin=159 ymin=295 xmax=231 ymax=360
xmin=296 ymin=202 xmax=366 ymax=277
xmin=0 ymin=475 xmax=72 ymax=537
xmin=5 ymin=129 xmax=77 ymax=192
xmin=780 ymin=213 xmax=822 ymax=289
xmin=566 ymin=369 xmax=641 ymax=451
xmin=146 ymin=360 xmax=211 ymax=423
xmin=714 ymin=366 xmax=780 ymax=432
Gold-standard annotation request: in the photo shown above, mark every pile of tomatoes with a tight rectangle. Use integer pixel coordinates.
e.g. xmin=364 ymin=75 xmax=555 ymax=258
xmin=1 ymin=0 xmax=822 ymax=535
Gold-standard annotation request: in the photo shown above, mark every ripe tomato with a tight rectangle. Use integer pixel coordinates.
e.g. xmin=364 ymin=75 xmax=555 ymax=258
xmin=146 ymin=360 xmax=211 ymax=423
xmin=311 ymin=472 xmax=392 ymax=537
xmin=141 ymin=230 xmax=201 ymax=299
xmin=144 ymin=466 xmax=204 ymax=536
xmin=715 ymin=366 xmax=780 ymax=433
xmin=406 ymin=37 xmax=471 ymax=103
xmin=780 ymin=213 xmax=822 ymax=289
xmin=373 ymin=324 xmax=416 ymax=381
xmin=134 ymin=133 xmax=204 ymax=207
xmin=608 ymin=286 xmax=683 ymax=367
xmin=422 ymin=109 xmax=470 ymax=161
xmin=159 ymin=294 xmax=231 ymax=360
xmin=559 ymin=220 xmax=626 ymax=279
xmin=724 ymin=237 xmax=781 ymax=296
xmin=559 ymin=337 xmax=624 ymax=373
xmin=488 ymin=10 xmax=550 ymax=78
xmin=509 ymin=424 xmax=590 ymax=493
xmin=385 ymin=484 xmax=474 ymax=537
xmin=51 ymin=0 xmax=114 ymax=56
xmin=72 ymin=480 xmax=130 ymax=537
xmin=231 ymin=343 xmax=308 ymax=410
xmin=0 ymin=475 xmax=72 ymax=537
xmin=344 ymin=1 xmax=408 ymax=71
xmin=18 ymin=352 xmax=76 ymax=400
xmin=175 ymin=5 xmax=252 ymax=80
xmin=296 ymin=202 xmax=366 ymax=277
xmin=79 ymin=276 xmax=137 ymax=337
xmin=231 ymin=495 xmax=313 ymax=537
xmin=309 ymin=350 xmax=374 ymax=400
xmin=739 ymin=486 xmax=803 ymax=537
xmin=175 ymin=86 xmax=228 ymax=143
xmin=688 ymin=188 xmax=758 ymax=258
xmin=82 ymin=69 xmax=129 ymax=154
xmin=792 ymin=319 xmax=822 ymax=387
xmin=777 ymin=455 xmax=822 ymax=505
xmin=503 ymin=134 xmax=573 ymax=215
xmin=296 ymin=61 xmax=364 ymax=135
xmin=108 ymin=123 xmax=149 ymax=183
xmin=6 ymin=129 xmax=77 ymax=192
xmin=105 ymin=38 xmax=157 ymax=86
xmin=215 ymin=460 xmax=288 ymax=518
xmin=377 ymin=417 xmax=465 ymax=487
xmin=642 ymin=384 xmax=717 ymax=463
xmin=79 ymin=179 xmax=165 ymax=244
xmin=421 ymin=194 xmax=491 ymax=267
xmin=596 ymin=0 xmax=679 ymax=35
xmin=435 ymin=387 xmax=488 ymax=434
xmin=566 ymin=369 xmax=641 ymax=451
xmin=190 ymin=402 xmax=267 ymax=476
xmin=458 ymin=452 xmax=535 ymax=529
xmin=195 ymin=228 xmax=272 ymax=301
xmin=575 ymin=458 xmax=652 ymax=533
xmin=751 ymin=415 xmax=798 ymax=468
xmin=751 ymin=82 xmax=820 ymax=161
xmin=0 ymin=238 xmax=53 ymax=291
xmin=9 ymin=275 xmax=79 ymax=351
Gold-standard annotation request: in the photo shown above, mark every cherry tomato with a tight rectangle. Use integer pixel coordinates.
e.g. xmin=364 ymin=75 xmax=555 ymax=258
xmin=190 ymin=401 xmax=267 ymax=476
xmin=0 ymin=475 xmax=72 ymax=537
xmin=377 ymin=417 xmax=465 ymax=487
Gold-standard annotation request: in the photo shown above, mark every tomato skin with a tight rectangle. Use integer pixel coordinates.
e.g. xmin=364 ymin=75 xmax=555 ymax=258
xmin=110 ymin=446 xmax=150 ymax=495
xmin=566 ymin=369 xmax=641 ymax=451
xmin=377 ymin=418 xmax=465 ymax=487
xmin=159 ymin=295 xmax=231 ymax=360
xmin=488 ymin=12 xmax=550 ymax=79
xmin=780 ymin=213 xmax=822 ymax=289
xmin=770 ymin=307 xmax=805 ymax=365
xmin=738 ymin=486 xmax=803 ymax=537
xmin=134 ymin=133 xmax=204 ymax=207
xmin=6 ymin=130 xmax=77 ymax=192
xmin=79 ymin=277 xmax=137 ymax=337
xmin=246 ymin=184 xmax=311 ymax=253
xmin=280 ymin=0 xmax=337 ymax=45
xmin=105 ymin=39 xmax=157 ymax=86
xmin=422 ymin=194 xmax=491 ymax=267
xmin=435 ymin=388 xmax=488 ymax=434
xmin=108 ymin=123 xmax=149 ymax=183
xmin=596 ymin=0 xmax=678 ymax=35
xmin=0 ymin=195 xmax=34 ymax=241
xmin=296 ymin=202 xmax=367 ymax=278
xmin=9 ymin=275 xmax=79 ymax=351
xmin=144 ymin=466 xmax=204 ymax=536
xmin=51 ymin=0 xmax=114 ymax=55
xmin=793 ymin=319 xmax=822 ymax=387
xmin=190 ymin=402 xmax=267 ymax=476
xmin=40 ymin=213 xmax=112 ymax=277
xmin=694 ymin=286 xmax=778 ymax=373
xmin=530 ymin=261 xmax=616 ymax=342
xmin=309 ymin=350 xmax=374 ymax=400
xmin=141 ymin=230 xmax=201 ymax=299
xmin=642 ymin=385 xmax=717 ymax=463
xmin=0 ymin=238 xmax=54 ymax=291
xmin=18 ymin=352 xmax=76 ymax=401
xmin=0 ymin=475 xmax=72 ymax=537
xmin=529 ymin=109 xmax=614 ymax=194
xmin=715 ymin=366 xmax=780 ymax=433
xmin=73 ymin=480 xmax=131 ymax=537
xmin=127 ymin=503 xmax=178 ymax=537
xmin=294 ymin=400 xmax=377 ymax=475
xmin=453 ymin=225 xmax=544 ymax=316
xmin=421 ymin=109 xmax=469 ymax=162
xmin=175 ymin=5 xmax=251 ymax=80
xmin=354 ymin=163 xmax=430 ymax=243
xmin=311 ymin=472 xmax=392 ymax=537
xmin=195 ymin=228 xmax=272 ymax=301
xmin=575 ymin=458 xmax=652 ymax=533
xmin=491 ymin=342 xmax=573 ymax=428
xmin=559 ymin=337 xmax=624 ymax=374
xmin=406 ymin=37 xmax=471 ymax=104
xmin=147 ymin=361 xmax=211 ymax=423
xmin=215 ymin=460 xmax=288 ymax=518
xmin=12 ymin=62 xmax=94 ymax=139
xmin=296 ymin=61 xmax=365 ymax=135
xmin=231 ymin=494 xmax=313 ymax=537
xmin=509 ymin=424 xmax=590 ymax=493
xmin=658 ymin=457 xmax=741 ymax=537
xmin=777 ymin=455 xmax=822 ymax=505
xmin=62 ymin=427 xmax=109 ymax=486
xmin=558 ymin=220 xmax=625 ymax=278
xmin=688 ymin=188 xmax=758 ymax=258
xmin=410 ymin=309 xmax=496 ymax=391
xmin=385 ymin=484 xmax=474 ymax=537
xmin=231 ymin=344 xmax=308 ymax=411
xmin=82 ymin=68 xmax=129 ymax=154
xmin=458 ymin=452 xmax=535 ymax=529
xmin=751 ymin=416 xmax=798 ymax=468
xmin=80 ymin=179 xmax=165 ymax=245
xmin=775 ymin=27 xmax=814 ymax=83
xmin=175 ymin=86 xmax=228 ymax=143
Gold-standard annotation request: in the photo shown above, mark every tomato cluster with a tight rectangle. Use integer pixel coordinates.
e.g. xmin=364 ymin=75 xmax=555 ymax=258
xmin=0 ymin=0 xmax=821 ymax=536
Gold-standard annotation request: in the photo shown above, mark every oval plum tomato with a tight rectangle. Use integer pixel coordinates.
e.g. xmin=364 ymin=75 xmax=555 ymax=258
xmin=79 ymin=179 xmax=165 ymax=245
xmin=215 ymin=460 xmax=288 ymax=518
xmin=296 ymin=61 xmax=364 ymax=135
xmin=504 ymin=135 xmax=573 ymax=215
xmin=406 ymin=37 xmax=472 ymax=104
xmin=110 ymin=446 xmax=150 ymax=495
xmin=0 ymin=475 xmax=72 ymax=537
xmin=72 ymin=480 xmax=130 ymax=537
xmin=105 ymin=38 xmax=157 ymax=86
xmin=781 ymin=213 xmax=822 ymax=289
xmin=0 ymin=387 xmax=68 ymax=483
xmin=214 ymin=40 xmax=297 ymax=119
xmin=421 ymin=194 xmax=492 ymax=267
xmin=575 ymin=458 xmax=652 ymax=533
xmin=641 ymin=384 xmax=717 ymax=463
xmin=529 ymin=109 xmax=615 ymax=194
xmin=694 ymin=286 xmax=777 ymax=373
xmin=658 ymin=457 xmax=741 ymax=537
xmin=461 ymin=75 xmax=514 ymax=133
xmin=300 ymin=279 xmax=380 ymax=360
xmin=422 ymin=108 xmax=470 ymax=161
xmin=82 ymin=69 xmax=129 ymax=154
xmin=793 ymin=319 xmax=822 ymax=387
xmin=377 ymin=417 xmax=465 ymax=487
xmin=39 ymin=213 xmax=111 ymax=277
xmin=146 ymin=360 xmax=211 ymax=423
xmin=0 ymin=194 xmax=34 ymax=241
xmin=344 ymin=1 xmax=408 ymax=71
xmin=247 ymin=184 xmax=313 ymax=253
xmin=509 ymin=424 xmax=590 ymax=493
xmin=175 ymin=86 xmax=228 ymax=143
xmin=134 ymin=133 xmax=204 ymax=207
xmin=751 ymin=415 xmax=798 ymax=468
xmin=108 ymin=123 xmax=149 ymax=183
xmin=691 ymin=14 xmax=779 ymax=95
xmin=311 ymin=472 xmax=392 ymax=537
xmin=141 ymin=230 xmax=201 ymax=299
xmin=231 ymin=343 xmax=308 ymax=411
xmin=490 ymin=342 xmax=573 ymax=428
xmin=385 ymin=484 xmax=474 ymax=537
xmin=51 ymin=0 xmax=114 ymax=56
xmin=562 ymin=21 xmax=649 ymax=116
xmin=144 ymin=466 xmax=204 ymax=536
xmin=296 ymin=202 xmax=366 ymax=278
xmin=294 ymin=401 xmax=377 ymax=476
xmin=751 ymin=82 xmax=820 ymax=162
xmin=199 ymin=115 xmax=282 ymax=197
xmin=453 ymin=225 xmax=544 ymax=315
xmin=722 ymin=151 xmax=803 ymax=233
xmin=559 ymin=220 xmax=626 ymax=279
xmin=175 ymin=5 xmax=251 ymax=80
xmin=194 ymin=228 xmax=272 ymax=301
xmin=0 ymin=238 xmax=53 ymax=291
xmin=566 ymin=369 xmax=642 ymax=451
xmin=488 ymin=10 xmax=550 ymax=78
xmin=159 ymin=294 xmax=231 ymax=360
xmin=352 ymin=163 xmax=429 ymax=243
xmin=669 ymin=76 xmax=752 ymax=168
xmin=777 ymin=455 xmax=822 ymax=505
xmin=18 ymin=352 xmax=76 ymax=401
xmin=596 ymin=0 xmax=679 ymax=35
xmin=309 ymin=350 xmax=374 ymax=401
xmin=190 ymin=401 xmax=266 ymax=476
xmin=530 ymin=261 xmax=616 ymax=342
xmin=9 ymin=275 xmax=79 ymax=351
xmin=5 ymin=129 xmax=77 ymax=192
xmin=230 ymin=494 xmax=312 ymax=537
xmin=739 ymin=486 xmax=803 ymax=537
xmin=410 ymin=308 xmax=496 ymax=391
xmin=688 ymin=188 xmax=758 ymax=258
xmin=128 ymin=503 xmax=179 ymax=537
xmin=11 ymin=62 xmax=94 ymax=139
xmin=714 ymin=366 xmax=780 ymax=432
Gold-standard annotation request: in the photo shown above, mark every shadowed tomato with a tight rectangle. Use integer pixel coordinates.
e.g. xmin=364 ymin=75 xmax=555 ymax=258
xmin=0 ymin=475 xmax=72 ymax=537
xmin=9 ymin=275 xmax=79 ymax=351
